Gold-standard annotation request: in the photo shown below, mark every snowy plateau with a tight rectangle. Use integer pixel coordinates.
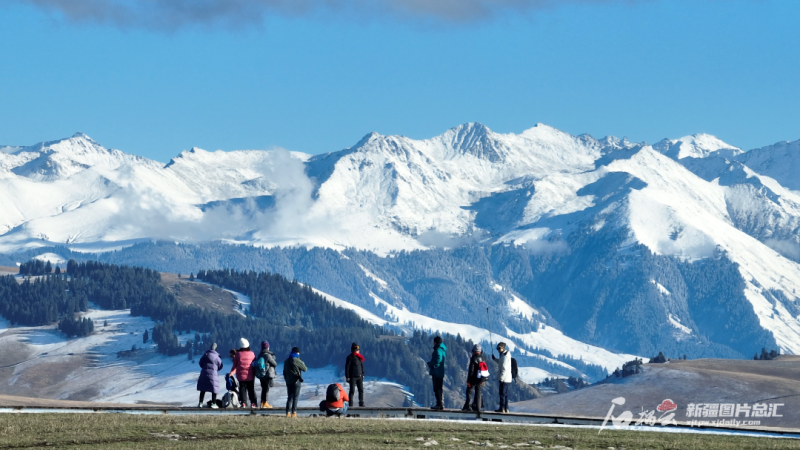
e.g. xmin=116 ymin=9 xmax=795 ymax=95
xmin=3 ymin=123 xmax=800 ymax=375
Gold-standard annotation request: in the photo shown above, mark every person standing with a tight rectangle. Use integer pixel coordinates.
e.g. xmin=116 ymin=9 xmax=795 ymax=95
xmin=196 ymin=343 xmax=223 ymax=408
xmin=256 ymin=341 xmax=278 ymax=408
xmin=427 ymin=336 xmax=447 ymax=410
xmin=345 ymin=342 xmax=365 ymax=407
xmin=491 ymin=342 xmax=512 ymax=413
xmin=463 ymin=344 xmax=486 ymax=412
xmin=283 ymin=346 xmax=307 ymax=417
xmin=228 ymin=338 xmax=257 ymax=408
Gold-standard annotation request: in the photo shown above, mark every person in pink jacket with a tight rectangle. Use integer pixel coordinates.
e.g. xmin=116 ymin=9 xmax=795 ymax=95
xmin=228 ymin=338 xmax=257 ymax=408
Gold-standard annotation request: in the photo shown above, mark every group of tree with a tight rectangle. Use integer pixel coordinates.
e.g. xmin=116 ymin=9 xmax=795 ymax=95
xmin=19 ymin=259 xmax=61 ymax=276
xmin=58 ymin=316 xmax=94 ymax=338
xmin=611 ymin=358 xmax=643 ymax=378
xmin=754 ymin=348 xmax=780 ymax=360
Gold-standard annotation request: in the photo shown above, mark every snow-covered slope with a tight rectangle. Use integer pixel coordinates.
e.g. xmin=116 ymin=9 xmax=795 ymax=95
xmin=3 ymin=124 xmax=800 ymax=359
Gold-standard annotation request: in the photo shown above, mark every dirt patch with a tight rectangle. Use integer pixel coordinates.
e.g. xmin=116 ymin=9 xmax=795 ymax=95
xmin=0 ymin=266 xmax=19 ymax=276
xmin=160 ymin=273 xmax=239 ymax=315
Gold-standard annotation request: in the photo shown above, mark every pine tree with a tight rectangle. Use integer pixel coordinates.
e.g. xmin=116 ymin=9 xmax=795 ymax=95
xmin=45 ymin=261 xmax=52 ymax=274
xmin=143 ymin=329 xmax=149 ymax=343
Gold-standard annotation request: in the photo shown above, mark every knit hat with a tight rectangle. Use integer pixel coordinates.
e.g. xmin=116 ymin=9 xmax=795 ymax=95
xmin=211 ymin=343 xmax=217 ymax=351
xmin=291 ymin=346 xmax=301 ymax=354
xmin=351 ymin=342 xmax=359 ymax=351
xmin=239 ymin=338 xmax=249 ymax=349
xmin=262 ymin=340 xmax=269 ymax=349
xmin=472 ymin=344 xmax=482 ymax=353
xmin=433 ymin=336 xmax=443 ymax=345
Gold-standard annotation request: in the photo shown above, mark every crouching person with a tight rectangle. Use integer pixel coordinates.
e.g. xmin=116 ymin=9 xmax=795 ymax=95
xmin=321 ymin=382 xmax=349 ymax=417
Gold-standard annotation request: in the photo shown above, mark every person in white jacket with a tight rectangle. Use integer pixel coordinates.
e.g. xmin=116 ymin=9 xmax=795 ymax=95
xmin=491 ymin=342 xmax=512 ymax=413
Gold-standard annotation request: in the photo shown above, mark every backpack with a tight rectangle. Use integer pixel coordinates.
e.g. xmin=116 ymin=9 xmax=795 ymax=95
xmin=326 ymin=384 xmax=341 ymax=403
xmin=511 ymin=357 xmax=519 ymax=381
xmin=477 ymin=361 xmax=490 ymax=379
xmin=253 ymin=355 xmax=268 ymax=380
xmin=225 ymin=374 xmax=239 ymax=392
xmin=221 ymin=391 xmax=240 ymax=409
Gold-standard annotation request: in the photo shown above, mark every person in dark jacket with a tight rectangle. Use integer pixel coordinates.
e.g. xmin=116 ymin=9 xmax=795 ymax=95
xmin=196 ymin=343 xmax=223 ymax=407
xmin=427 ymin=336 xmax=447 ymax=410
xmin=344 ymin=342 xmax=365 ymax=407
xmin=257 ymin=341 xmax=278 ymax=408
xmin=283 ymin=346 xmax=307 ymax=417
xmin=463 ymin=344 xmax=486 ymax=412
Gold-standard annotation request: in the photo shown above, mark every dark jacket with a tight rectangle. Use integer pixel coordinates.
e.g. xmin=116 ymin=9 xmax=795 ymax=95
xmin=196 ymin=350 xmax=223 ymax=393
xmin=283 ymin=355 xmax=308 ymax=384
xmin=345 ymin=353 xmax=365 ymax=379
xmin=259 ymin=349 xmax=278 ymax=379
xmin=467 ymin=351 xmax=486 ymax=385
xmin=427 ymin=342 xmax=447 ymax=379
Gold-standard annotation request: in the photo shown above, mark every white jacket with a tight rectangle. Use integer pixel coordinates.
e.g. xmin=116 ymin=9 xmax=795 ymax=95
xmin=496 ymin=350 xmax=512 ymax=383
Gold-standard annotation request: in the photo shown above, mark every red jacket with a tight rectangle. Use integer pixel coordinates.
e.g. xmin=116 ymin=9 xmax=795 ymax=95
xmin=230 ymin=350 xmax=255 ymax=382
xmin=326 ymin=383 xmax=349 ymax=409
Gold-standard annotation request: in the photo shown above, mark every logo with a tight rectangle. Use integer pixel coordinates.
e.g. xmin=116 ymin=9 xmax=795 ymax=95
xmin=599 ymin=397 xmax=677 ymax=433
xmin=657 ymin=399 xmax=677 ymax=412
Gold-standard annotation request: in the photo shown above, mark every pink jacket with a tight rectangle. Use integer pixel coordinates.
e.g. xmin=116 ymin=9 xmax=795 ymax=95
xmin=231 ymin=350 xmax=256 ymax=382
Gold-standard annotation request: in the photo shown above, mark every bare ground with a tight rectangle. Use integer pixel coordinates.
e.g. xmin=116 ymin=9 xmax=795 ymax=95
xmin=160 ymin=273 xmax=240 ymax=315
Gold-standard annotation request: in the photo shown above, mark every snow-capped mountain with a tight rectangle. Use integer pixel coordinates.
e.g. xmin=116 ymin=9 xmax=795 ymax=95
xmin=3 ymin=124 xmax=800 ymax=360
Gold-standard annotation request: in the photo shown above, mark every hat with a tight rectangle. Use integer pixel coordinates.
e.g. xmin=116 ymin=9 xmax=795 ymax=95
xmin=211 ymin=343 xmax=217 ymax=351
xmin=291 ymin=346 xmax=301 ymax=354
xmin=472 ymin=344 xmax=482 ymax=353
xmin=351 ymin=342 xmax=359 ymax=351
xmin=433 ymin=336 xmax=443 ymax=345
xmin=239 ymin=338 xmax=249 ymax=349
xmin=262 ymin=340 xmax=269 ymax=349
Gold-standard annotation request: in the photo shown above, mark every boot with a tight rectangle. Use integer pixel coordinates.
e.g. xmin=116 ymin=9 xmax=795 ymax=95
xmin=430 ymin=404 xmax=444 ymax=411
xmin=494 ymin=408 xmax=504 ymax=413
xmin=461 ymin=403 xmax=471 ymax=412
xmin=504 ymin=408 xmax=510 ymax=413
xmin=359 ymin=402 xmax=365 ymax=407
xmin=291 ymin=412 xmax=297 ymax=418
xmin=263 ymin=401 xmax=272 ymax=409
xmin=285 ymin=412 xmax=291 ymax=417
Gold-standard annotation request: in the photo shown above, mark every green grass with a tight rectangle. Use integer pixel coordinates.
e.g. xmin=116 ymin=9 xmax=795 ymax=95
xmin=0 ymin=413 xmax=796 ymax=449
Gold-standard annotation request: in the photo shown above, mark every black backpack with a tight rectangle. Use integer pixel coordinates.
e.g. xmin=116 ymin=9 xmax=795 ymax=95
xmin=511 ymin=357 xmax=519 ymax=381
xmin=325 ymin=384 xmax=340 ymax=403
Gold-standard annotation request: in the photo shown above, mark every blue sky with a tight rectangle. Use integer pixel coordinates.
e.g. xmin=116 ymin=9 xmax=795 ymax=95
xmin=1 ymin=0 xmax=798 ymax=161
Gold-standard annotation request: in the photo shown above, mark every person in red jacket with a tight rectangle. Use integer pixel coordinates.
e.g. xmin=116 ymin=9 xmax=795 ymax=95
xmin=228 ymin=338 xmax=257 ymax=408
xmin=325 ymin=383 xmax=350 ymax=417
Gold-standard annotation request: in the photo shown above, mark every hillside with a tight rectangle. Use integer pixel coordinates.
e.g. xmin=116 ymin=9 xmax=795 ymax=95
xmin=513 ymin=356 xmax=800 ymax=429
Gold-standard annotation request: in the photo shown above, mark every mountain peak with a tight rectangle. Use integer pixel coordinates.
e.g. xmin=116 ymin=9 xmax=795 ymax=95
xmin=653 ymin=133 xmax=742 ymax=160
xmin=440 ymin=122 xmax=497 ymax=158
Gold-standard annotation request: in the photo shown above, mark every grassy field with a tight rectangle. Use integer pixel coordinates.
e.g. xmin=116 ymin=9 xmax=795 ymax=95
xmin=0 ymin=414 xmax=797 ymax=449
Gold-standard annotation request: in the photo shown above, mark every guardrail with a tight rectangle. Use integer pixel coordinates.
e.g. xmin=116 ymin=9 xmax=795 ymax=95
xmin=0 ymin=406 xmax=798 ymax=437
